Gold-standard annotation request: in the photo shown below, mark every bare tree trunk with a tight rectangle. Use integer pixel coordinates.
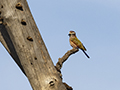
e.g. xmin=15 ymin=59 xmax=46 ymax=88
xmin=0 ymin=0 xmax=67 ymax=90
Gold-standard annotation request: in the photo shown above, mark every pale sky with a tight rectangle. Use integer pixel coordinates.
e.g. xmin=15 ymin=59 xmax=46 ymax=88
xmin=0 ymin=0 xmax=120 ymax=90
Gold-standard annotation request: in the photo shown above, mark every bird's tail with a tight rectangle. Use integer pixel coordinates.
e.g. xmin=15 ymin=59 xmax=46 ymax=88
xmin=81 ymin=49 xmax=90 ymax=58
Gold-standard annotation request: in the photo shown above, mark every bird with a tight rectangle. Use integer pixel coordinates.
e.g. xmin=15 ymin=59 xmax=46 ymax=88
xmin=68 ymin=31 xmax=90 ymax=58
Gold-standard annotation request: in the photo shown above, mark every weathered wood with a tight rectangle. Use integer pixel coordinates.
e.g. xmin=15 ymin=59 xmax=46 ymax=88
xmin=0 ymin=0 xmax=67 ymax=90
xmin=56 ymin=48 xmax=79 ymax=71
xmin=0 ymin=24 xmax=26 ymax=75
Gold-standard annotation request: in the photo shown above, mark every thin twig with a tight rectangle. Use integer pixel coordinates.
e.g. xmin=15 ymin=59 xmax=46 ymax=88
xmin=55 ymin=48 xmax=78 ymax=90
xmin=56 ymin=48 xmax=79 ymax=71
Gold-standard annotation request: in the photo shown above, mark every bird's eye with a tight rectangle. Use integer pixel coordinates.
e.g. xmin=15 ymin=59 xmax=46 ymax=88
xmin=68 ymin=34 xmax=71 ymax=36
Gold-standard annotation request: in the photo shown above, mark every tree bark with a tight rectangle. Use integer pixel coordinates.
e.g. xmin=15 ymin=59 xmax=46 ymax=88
xmin=0 ymin=0 xmax=67 ymax=90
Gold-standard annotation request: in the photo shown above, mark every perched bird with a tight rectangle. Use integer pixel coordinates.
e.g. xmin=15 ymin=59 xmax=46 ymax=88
xmin=68 ymin=31 xmax=90 ymax=58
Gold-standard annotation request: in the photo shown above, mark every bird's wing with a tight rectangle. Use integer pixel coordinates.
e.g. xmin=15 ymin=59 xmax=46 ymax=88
xmin=71 ymin=37 xmax=86 ymax=51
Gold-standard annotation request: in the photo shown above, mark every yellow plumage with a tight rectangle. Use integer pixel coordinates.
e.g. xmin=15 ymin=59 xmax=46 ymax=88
xmin=71 ymin=37 xmax=86 ymax=51
xmin=68 ymin=31 xmax=90 ymax=58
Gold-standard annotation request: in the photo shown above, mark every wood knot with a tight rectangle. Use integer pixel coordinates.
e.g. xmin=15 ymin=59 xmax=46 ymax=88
xmin=0 ymin=17 xmax=3 ymax=24
xmin=48 ymin=78 xmax=57 ymax=87
xmin=27 ymin=36 xmax=33 ymax=41
xmin=21 ymin=19 xmax=27 ymax=25
xmin=16 ymin=2 xmax=23 ymax=11
xmin=1 ymin=5 xmax=3 ymax=8
xmin=49 ymin=81 xmax=54 ymax=86
xmin=34 ymin=57 xmax=37 ymax=60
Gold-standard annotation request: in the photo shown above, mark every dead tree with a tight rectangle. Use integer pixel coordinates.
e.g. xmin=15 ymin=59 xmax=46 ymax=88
xmin=0 ymin=0 xmax=78 ymax=90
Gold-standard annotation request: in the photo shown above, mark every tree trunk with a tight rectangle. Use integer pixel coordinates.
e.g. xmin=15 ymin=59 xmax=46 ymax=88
xmin=0 ymin=0 xmax=67 ymax=90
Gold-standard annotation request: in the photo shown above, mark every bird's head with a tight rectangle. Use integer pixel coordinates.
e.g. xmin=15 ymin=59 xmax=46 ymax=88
xmin=68 ymin=31 xmax=76 ymax=37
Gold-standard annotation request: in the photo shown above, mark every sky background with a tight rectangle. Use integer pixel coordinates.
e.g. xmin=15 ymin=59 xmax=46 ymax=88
xmin=0 ymin=0 xmax=120 ymax=90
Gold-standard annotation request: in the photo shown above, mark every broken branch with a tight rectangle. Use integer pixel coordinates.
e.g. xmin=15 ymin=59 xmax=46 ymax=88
xmin=56 ymin=48 xmax=79 ymax=71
